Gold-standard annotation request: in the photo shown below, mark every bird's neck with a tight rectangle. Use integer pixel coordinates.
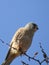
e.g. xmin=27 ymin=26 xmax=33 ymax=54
xmin=25 ymin=29 xmax=34 ymax=38
xmin=24 ymin=26 xmax=35 ymax=38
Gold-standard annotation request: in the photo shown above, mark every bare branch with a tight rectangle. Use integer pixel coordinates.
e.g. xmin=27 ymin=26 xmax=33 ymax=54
xmin=24 ymin=53 xmax=41 ymax=65
xmin=0 ymin=38 xmax=17 ymax=51
xmin=21 ymin=61 xmax=29 ymax=65
xmin=39 ymin=43 xmax=49 ymax=64
xmin=0 ymin=38 xmax=49 ymax=65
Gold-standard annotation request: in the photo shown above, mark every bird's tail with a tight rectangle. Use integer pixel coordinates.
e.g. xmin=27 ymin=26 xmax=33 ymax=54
xmin=1 ymin=53 xmax=19 ymax=65
xmin=1 ymin=60 xmax=10 ymax=65
xmin=1 ymin=61 xmax=10 ymax=65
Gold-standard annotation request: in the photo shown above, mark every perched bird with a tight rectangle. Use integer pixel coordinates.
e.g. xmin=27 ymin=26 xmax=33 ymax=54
xmin=2 ymin=22 xmax=38 ymax=65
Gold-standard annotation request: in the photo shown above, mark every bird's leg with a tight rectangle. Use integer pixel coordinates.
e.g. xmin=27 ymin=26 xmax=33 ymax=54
xmin=18 ymin=46 xmax=26 ymax=56
xmin=18 ymin=47 xmax=23 ymax=55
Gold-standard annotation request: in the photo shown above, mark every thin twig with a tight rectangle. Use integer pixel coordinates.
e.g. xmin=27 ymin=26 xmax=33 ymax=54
xmin=0 ymin=38 xmax=17 ymax=51
xmin=21 ymin=61 xmax=29 ymax=65
xmin=24 ymin=53 xmax=41 ymax=65
xmin=0 ymin=38 xmax=49 ymax=65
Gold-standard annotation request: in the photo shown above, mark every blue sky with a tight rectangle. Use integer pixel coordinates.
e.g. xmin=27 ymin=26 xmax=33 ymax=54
xmin=0 ymin=0 xmax=49 ymax=65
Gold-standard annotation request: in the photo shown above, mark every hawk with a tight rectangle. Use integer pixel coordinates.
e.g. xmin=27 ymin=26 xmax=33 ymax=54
xmin=2 ymin=22 xmax=38 ymax=65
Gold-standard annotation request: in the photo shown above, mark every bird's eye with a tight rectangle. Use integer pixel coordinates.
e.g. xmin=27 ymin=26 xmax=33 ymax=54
xmin=33 ymin=25 xmax=36 ymax=29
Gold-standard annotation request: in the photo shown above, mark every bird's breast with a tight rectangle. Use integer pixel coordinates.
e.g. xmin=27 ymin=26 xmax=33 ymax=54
xmin=17 ymin=35 xmax=32 ymax=52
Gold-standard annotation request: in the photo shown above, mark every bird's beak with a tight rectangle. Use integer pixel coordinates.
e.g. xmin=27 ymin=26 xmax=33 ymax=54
xmin=37 ymin=27 xmax=39 ymax=30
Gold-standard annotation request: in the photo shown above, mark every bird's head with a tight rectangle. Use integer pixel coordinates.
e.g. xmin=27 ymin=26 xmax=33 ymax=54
xmin=25 ymin=22 xmax=38 ymax=32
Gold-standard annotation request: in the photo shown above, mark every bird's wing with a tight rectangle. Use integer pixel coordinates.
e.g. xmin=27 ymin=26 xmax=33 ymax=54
xmin=5 ymin=42 xmax=13 ymax=60
xmin=5 ymin=27 xmax=24 ymax=60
